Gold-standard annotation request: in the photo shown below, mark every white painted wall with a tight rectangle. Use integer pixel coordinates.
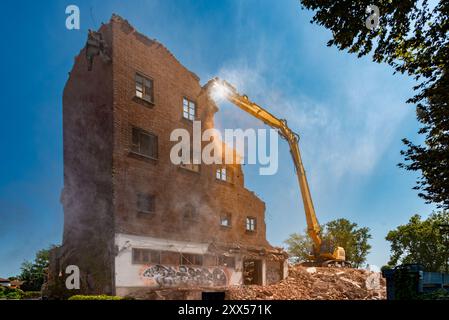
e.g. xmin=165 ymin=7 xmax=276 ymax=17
xmin=114 ymin=233 xmax=242 ymax=288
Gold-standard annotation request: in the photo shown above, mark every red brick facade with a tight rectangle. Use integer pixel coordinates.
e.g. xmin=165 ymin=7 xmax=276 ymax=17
xmin=47 ymin=15 xmax=286 ymax=299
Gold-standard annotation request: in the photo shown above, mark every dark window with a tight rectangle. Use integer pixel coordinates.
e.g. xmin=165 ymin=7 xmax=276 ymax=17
xmin=180 ymin=149 xmax=200 ymax=172
xmin=243 ymin=260 xmax=262 ymax=285
xmin=137 ymin=194 xmax=155 ymax=214
xmin=183 ymin=98 xmax=196 ymax=121
xmin=203 ymin=255 xmax=218 ymax=267
xmin=180 ymin=162 xmax=200 ymax=172
xmin=246 ymin=217 xmax=257 ymax=232
xmin=183 ymin=204 xmax=198 ymax=221
xmin=135 ymin=74 xmax=154 ymax=103
xmin=218 ymin=255 xmax=235 ymax=268
xmin=132 ymin=248 xmax=160 ymax=264
xmin=181 ymin=253 xmax=203 ymax=266
xmin=131 ymin=127 xmax=158 ymax=159
xmin=220 ymin=213 xmax=231 ymax=227
xmin=160 ymin=251 xmax=181 ymax=265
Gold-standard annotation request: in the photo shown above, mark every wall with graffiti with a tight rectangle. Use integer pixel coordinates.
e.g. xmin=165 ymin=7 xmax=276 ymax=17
xmin=140 ymin=264 xmax=229 ymax=288
xmin=114 ymin=233 xmax=243 ymax=289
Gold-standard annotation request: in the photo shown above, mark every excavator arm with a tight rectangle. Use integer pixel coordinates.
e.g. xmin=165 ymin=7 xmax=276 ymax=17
xmin=206 ymin=78 xmax=323 ymax=252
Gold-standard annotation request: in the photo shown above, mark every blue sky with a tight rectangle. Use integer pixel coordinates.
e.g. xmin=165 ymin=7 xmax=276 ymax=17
xmin=0 ymin=0 xmax=434 ymax=277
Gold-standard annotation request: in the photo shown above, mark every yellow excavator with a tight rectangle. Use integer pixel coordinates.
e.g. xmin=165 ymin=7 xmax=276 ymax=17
xmin=206 ymin=78 xmax=349 ymax=267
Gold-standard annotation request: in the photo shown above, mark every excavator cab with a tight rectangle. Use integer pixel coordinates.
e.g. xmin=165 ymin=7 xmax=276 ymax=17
xmin=319 ymin=238 xmax=335 ymax=255
xmin=320 ymin=242 xmax=349 ymax=267
xmin=306 ymin=240 xmax=349 ymax=267
xmin=334 ymin=247 xmax=346 ymax=261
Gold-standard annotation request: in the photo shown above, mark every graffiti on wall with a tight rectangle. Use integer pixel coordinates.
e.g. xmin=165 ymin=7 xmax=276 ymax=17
xmin=141 ymin=265 xmax=228 ymax=288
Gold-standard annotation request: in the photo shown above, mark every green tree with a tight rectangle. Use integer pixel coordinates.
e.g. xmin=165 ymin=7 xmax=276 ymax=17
xmin=385 ymin=211 xmax=449 ymax=272
xmin=284 ymin=218 xmax=372 ymax=267
xmin=299 ymin=0 xmax=449 ymax=209
xmin=322 ymin=219 xmax=372 ymax=268
xmin=284 ymin=232 xmax=314 ymax=263
xmin=19 ymin=246 xmax=54 ymax=292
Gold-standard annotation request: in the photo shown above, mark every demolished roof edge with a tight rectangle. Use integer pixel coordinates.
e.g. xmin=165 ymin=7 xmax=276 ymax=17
xmin=109 ymin=14 xmax=201 ymax=82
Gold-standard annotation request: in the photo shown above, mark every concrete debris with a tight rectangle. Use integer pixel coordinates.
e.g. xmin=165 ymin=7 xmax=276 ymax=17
xmin=228 ymin=265 xmax=386 ymax=300
xmin=365 ymin=273 xmax=381 ymax=290
xmin=340 ymin=277 xmax=361 ymax=289
xmin=306 ymin=267 xmax=317 ymax=274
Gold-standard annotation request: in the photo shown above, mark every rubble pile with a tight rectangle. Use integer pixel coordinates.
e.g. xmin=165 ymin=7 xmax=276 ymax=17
xmin=228 ymin=265 xmax=386 ymax=300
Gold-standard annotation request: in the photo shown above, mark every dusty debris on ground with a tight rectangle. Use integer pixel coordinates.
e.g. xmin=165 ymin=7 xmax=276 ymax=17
xmin=228 ymin=265 xmax=386 ymax=300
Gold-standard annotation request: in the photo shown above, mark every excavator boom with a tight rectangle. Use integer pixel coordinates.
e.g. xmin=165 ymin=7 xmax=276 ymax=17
xmin=208 ymin=78 xmax=322 ymax=247
xmin=206 ymin=78 xmax=347 ymax=266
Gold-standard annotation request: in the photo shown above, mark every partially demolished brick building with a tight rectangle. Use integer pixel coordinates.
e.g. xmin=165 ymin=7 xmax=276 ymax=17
xmin=47 ymin=15 xmax=287 ymax=299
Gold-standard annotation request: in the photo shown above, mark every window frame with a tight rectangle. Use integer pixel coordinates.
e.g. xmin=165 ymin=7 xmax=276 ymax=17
xmin=218 ymin=255 xmax=235 ymax=268
xmin=220 ymin=213 xmax=232 ymax=228
xmin=180 ymin=162 xmax=201 ymax=173
xmin=160 ymin=251 xmax=181 ymax=265
xmin=182 ymin=97 xmax=196 ymax=121
xmin=175 ymin=137 xmax=201 ymax=173
xmin=137 ymin=193 xmax=156 ymax=214
xmin=132 ymin=248 xmax=161 ymax=265
xmin=183 ymin=204 xmax=199 ymax=222
xmin=131 ymin=127 xmax=159 ymax=160
xmin=246 ymin=217 xmax=257 ymax=232
xmin=135 ymin=73 xmax=155 ymax=104
xmin=216 ymin=167 xmax=227 ymax=181
xmin=216 ymin=166 xmax=234 ymax=183
xmin=180 ymin=148 xmax=201 ymax=173
xmin=180 ymin=253 xmax=203 ymax=266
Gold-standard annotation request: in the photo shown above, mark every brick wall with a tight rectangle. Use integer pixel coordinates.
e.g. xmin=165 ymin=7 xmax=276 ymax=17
xmin=53 ymin=15 xmax=276 ymax=298
xmin=109 ymin=15 xmax=269 ymax=248
xmin=59 ymin=23 xmax=115 ymax=295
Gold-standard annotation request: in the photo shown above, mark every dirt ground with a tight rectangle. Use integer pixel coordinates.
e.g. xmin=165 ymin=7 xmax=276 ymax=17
xmin=228 ymin=265 xmax=386 ymax=300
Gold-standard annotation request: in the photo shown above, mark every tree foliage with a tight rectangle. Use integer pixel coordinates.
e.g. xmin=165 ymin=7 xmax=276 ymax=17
xmin=323 ymin=219 xmax=372 ymax=268
xmin=299 ymin=0 xmax=449 ymax=209
xmin=284 ymin=218 xmax=372 ymax=267
xmin=385 ymin=211 xmax=449 ymax=272
xmin=19 ymin=246 xmax=54 ymax=292
xmin=284 ymin=232 xmax=314 ymax=263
